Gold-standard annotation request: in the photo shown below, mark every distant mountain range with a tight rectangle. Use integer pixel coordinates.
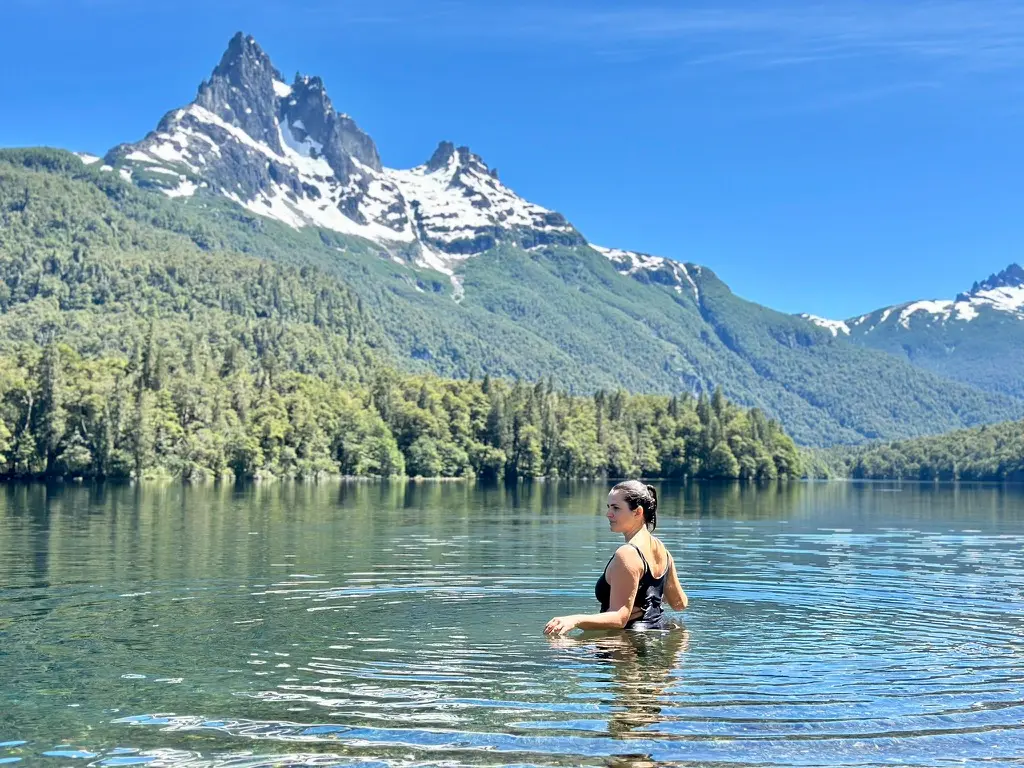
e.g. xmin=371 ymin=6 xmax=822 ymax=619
xmin=801 ymin=264 xmax=1024 ymax=398
xmin=27 ymin=32 xmax=1024 ymax=445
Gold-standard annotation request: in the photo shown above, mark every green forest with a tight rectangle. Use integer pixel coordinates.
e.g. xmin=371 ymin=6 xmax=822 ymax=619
xmin=811 ymin=420 xmax=1024 ymax=482
xmin=0 ymin=149 xmax=800 ymax=481
xmin=0 ymin=346 xmax=800 ymax=481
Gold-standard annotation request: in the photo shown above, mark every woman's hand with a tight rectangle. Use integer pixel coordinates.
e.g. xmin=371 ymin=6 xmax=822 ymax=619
xmin=544 ymin=615 xmax=579 ymax=635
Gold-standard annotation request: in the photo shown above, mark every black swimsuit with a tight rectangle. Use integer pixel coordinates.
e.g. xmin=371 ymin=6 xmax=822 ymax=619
xmin=595 ymin=543 xmax=669 ymax=630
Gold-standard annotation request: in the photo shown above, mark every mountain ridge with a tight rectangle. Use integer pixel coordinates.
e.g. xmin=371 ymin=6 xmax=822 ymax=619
xmin=14 ymin=142 xmax=1022 ymax=445
xmin=799 ymin=263 xmax=1024 ymax=398
xmin=801 ymin=262 xmax=1024 ymax=336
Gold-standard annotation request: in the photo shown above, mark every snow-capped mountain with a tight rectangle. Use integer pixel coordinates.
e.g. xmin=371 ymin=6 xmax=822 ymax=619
xmin=798 ymin=314 xmax=852 ymax=337
xmin=103 ymin=33 xmax=589 ymax=278
xmin=99 ymin=33 xmax=711 ymax=301
xmin=799 ymin=264 xmax=1024 ymax=398
xmin=800 ymin=264 xmax=1024 ymax=335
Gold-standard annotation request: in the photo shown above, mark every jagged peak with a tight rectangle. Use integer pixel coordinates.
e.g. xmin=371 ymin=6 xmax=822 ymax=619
xmin=972 ymin=263 xmax=1024 ymax=294
xmin=192 ymin=32 xmax=287 ymax=154
xmin=800 ymin=313 xmax=851 ymax=337
xmin=425 ymin=141 xmax=455 ymax=172
xmin=294 ymin=73 xmax=325 ymax=90
xmin=288 ymin=73 xmax=335 ymax=112
xmin=279 ymin=70 xmax=378 ymax=171
xmin=425 ymin=141 xmax=498 ymax=179
xmin=213 ymin=32 xmax=283 ymax=85
xmin=109 ymin=32 xmax=578 ymax=256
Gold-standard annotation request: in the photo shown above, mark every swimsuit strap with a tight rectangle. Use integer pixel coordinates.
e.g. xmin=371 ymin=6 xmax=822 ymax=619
xmin=631 ymin=543 xmax=670 ymax=581
xmin=629 ymin=543 xmax=651 ymax=576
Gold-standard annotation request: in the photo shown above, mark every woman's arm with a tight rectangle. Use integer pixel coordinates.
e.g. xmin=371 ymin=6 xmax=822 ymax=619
xmin=664 ymin=552 xmax=689 ymax=611
xmin=544 ymin=546 xmax=643 ymax=635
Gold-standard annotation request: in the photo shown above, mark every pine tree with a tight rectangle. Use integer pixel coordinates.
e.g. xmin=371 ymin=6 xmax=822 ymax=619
xmin=37 ymin=343 xmax=66 ymax=474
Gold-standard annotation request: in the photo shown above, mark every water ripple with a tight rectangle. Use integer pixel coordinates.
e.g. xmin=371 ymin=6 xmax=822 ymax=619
xmin=2 ymin=483 xmax=1023 ymax=767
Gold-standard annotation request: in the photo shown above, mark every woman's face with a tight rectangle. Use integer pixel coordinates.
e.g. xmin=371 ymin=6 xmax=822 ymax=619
xmin=606 ymin=489 xmax=641 ymax=533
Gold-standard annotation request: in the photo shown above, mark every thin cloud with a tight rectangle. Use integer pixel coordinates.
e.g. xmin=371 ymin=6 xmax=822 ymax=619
xmin=338 ymin=0 xmax=1024 ymax=74
xmin=17 ymin=0 xmax=1024 ymax=76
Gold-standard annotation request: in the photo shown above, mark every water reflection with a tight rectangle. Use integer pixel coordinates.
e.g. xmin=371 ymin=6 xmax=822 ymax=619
xmin=551 ymin=627 xmax=690 ymax=745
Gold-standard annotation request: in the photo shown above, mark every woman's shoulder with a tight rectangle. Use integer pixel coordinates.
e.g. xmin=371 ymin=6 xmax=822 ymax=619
xmin=611 ymin=543 xmax=646 ymax=568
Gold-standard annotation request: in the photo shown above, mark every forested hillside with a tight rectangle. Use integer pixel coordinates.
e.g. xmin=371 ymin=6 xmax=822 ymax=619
xmin=815 ymin=420 xmax=1024 ymax=482
xmin=0 ymin=149 xmax=799 ymax=480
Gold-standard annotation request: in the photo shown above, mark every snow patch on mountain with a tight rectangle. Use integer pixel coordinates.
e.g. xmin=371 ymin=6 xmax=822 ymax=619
xmin=800 ymin=314 xmax=851 ymax=336
xmin=898 ymin=300 xmax=956 ymax=328
xmin=75 ymin=153 xmax=101 ymax=165
xmin=278 ymin=116 xmax=325 ymax=164
xmin=387 ymin=145 xmax=574 ymax=250
xmin=954 ymin=302 xmax=979 ymax=322
xmin=973 ymin=283 xmax=1024 ymax=314
xmin=592 ymin=245 xmax=701 ymax=301
xmin=892 ymin=281 xmax=1024 ymax=328
xmin=834 ymin=264 xmax=1024 ymax=334
xmin=164 ymin=179 xmax=199 ymax=198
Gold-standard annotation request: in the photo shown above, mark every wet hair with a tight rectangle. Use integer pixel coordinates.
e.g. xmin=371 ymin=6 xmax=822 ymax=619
xmin=611 ymin=480 xmax=658 ymax=532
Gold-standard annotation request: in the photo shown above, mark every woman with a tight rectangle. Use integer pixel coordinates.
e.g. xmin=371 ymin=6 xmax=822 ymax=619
xmin=544 ymin=481 xmax=688 ymax=634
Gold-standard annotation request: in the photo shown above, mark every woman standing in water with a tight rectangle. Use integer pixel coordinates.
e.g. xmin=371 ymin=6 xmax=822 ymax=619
xmin=545 ymin=481 xmax=688 ymax=634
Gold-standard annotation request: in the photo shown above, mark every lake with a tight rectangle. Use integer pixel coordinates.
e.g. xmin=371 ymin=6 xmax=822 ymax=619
xmin=1 ymin=481 xmax=1022 ymax=767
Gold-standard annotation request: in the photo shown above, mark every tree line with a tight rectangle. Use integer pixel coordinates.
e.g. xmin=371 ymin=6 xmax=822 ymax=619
xmin=811 ymin=420 xmax=1024 ymax=482
xmin=0 ymin=341 xmax=799 ymax=480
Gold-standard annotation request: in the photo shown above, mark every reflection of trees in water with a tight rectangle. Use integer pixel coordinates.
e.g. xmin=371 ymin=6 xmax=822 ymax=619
xmin=550 ymin=627 xmax=689 ymax=768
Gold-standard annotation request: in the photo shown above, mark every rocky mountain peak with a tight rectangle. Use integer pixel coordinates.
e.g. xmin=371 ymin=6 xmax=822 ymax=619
xmin=105 ymin=32 xmax=581 ymax=269
xmin=195 ymin=31 xmax=285 ymax=154
xmin=212 ymin=32 xmax=283 ymax=84
xmin=972 ymin=263 xmax=1024 ymax=294
xmin=425 ymin=141 xmax=456 ymax=172
xmin=425 ymin=141 xmax=498 ymax=179
xmin=280 ymin=75 xmax=332 ymax=141
xmin=281 ymin=72 xmax=382 ymax=173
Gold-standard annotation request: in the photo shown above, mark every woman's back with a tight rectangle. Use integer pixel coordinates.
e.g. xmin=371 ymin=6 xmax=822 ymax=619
xmin=637 ymin=536 xmax=670 ymax=580
xmin=595 ymin=538 xmax=674 ymax=629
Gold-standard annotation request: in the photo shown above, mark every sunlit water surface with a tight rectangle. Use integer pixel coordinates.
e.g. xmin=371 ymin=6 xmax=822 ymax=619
xmin=1 ymin=481 xmax=1022 ymax=767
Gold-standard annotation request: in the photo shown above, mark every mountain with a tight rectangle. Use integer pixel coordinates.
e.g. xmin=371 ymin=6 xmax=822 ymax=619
xmin=800 ymin=264 xmax=1024 ymax=398
xmin=103 ymin=33 xmax=582 ymax=294
xmin=0 ymin=150 xmax=802 ymax=481
xmin=52 ymin=32 xmax=1024 ymax=446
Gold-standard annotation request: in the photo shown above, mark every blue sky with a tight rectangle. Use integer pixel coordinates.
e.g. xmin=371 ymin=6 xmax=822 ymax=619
xmin=2 ymin=0 xmax=1023 ymax=318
